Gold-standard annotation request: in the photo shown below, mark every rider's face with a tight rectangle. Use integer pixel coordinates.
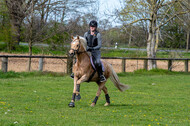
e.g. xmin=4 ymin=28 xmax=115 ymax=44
xmin=90 ymin=26 xmax=96 ymax=32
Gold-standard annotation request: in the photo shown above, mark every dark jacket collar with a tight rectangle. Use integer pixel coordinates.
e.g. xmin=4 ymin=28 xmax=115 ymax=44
xmin=88 ymin=30 xmax=99 ymax=36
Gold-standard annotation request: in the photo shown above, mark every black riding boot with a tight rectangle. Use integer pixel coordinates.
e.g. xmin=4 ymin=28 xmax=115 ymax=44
xmin=97 ymin=65 xmax=106 ymax=82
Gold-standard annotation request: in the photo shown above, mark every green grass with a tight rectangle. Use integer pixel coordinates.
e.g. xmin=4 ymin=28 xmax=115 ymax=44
xmin=0 ymin=71 xmax=65 ymax=79
xmin=101 ymin=49 xmax=190 ymax=58
xmin=1 ymin=42 xmax=190 ymax=58
xmin=0 ymin=43 xmax=67 ymax=56
xmin=0 ymin=70 xmax=189 ymax=125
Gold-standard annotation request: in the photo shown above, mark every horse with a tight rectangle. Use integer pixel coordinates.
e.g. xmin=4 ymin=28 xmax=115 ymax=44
xmin=68 ymin=35 xmax=129 ymax=107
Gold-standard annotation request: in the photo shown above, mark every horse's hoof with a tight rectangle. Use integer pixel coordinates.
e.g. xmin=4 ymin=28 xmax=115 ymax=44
xmin=68 ymin=102 xmax=75 ymax=107
xmin=75 ymin=94 xmax=81 ymax=101
xmin=104 ymin=102 xmax=110 ymax=106
xmin=90 ymin=103 xmax=95 ymax=107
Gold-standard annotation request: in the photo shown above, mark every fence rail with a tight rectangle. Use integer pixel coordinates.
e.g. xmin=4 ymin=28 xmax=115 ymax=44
xmin=0 ymin=55 xmax=189 ymax=73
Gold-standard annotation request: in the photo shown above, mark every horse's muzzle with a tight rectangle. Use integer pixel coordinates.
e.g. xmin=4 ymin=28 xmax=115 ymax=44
xmin=69 ymin=50 xmax=75 ymax=57
xmin=69 ymin=52 xmax=74 ymax=57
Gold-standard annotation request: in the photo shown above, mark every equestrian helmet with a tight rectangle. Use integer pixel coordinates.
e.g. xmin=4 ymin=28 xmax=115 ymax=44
xmin=89 ymin=20 xmax=98 ymax=27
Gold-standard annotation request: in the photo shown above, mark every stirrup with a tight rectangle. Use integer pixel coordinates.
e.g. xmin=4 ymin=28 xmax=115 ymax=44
xmin=100 ymin=75 xmax=106 ymax=82
xmin=70 ymin=73 xmax=74 ymax=79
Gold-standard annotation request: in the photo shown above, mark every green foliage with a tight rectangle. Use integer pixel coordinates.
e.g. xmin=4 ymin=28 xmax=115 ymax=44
xmin=0 ymin=42 xmax=7 ymax=51
xmin=0 ymin=72 xmax=189 ymax=125
xmin=161 ymin=23 xmax=186 ymax=48
xmin=0 ymin=43 xmax=66 ymax=55
xmin=45 ymin=23 xmax=70 ymax=51
xmin=0 ymin=1 xmax=11 ymax=47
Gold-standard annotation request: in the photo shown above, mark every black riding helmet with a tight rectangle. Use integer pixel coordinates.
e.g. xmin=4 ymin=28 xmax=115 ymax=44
xmin=89 ymin=20 xmax=98 ymax=27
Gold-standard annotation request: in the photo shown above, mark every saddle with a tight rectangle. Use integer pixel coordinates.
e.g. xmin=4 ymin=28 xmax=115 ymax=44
xmin=90 ymin=56 xmax=105 ymax=72
xmin=87 ymin=57 xmax=105 ymax=82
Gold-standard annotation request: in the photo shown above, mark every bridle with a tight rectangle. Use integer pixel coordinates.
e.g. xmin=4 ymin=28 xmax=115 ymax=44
xmin=70 ymin=39 xmax=86 ymax=55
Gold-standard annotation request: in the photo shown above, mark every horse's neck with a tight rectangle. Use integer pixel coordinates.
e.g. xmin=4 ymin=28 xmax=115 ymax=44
xmin=76 ymin=52 xmax=90 ymax=65
xmin=75 ymin=44 xmax=90 ymax=65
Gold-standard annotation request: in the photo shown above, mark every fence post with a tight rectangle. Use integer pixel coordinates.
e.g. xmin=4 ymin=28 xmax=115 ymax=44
xmin=1 ymin=57 xmax=8 ymax=73
xmin=39 ymin=58 xmax=44 ymax=71
xmin=144 ymin=59 xmax=148 ymax=70
xmin=185 ymin=60 xmax=188 ymax=72
xmin=122 ymin=59 xmax=126 ymax=72
xmin=67 ymin=55 xmax=73 ymax=74
xmin=168 ymin=60 xmax=172 ymax=71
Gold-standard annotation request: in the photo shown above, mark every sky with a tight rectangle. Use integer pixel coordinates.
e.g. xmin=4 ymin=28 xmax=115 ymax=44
xmin=99 ymin=0 xmax=123 ymax=15
xmin=98 ymin=0 xmax=123 ymax=26
xmin=63 ymin=0 xmax=124 ymax=27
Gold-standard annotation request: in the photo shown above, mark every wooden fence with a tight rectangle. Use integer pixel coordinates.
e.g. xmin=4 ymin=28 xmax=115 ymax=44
xmin=0 ymin=55 xmax=189 ymax=73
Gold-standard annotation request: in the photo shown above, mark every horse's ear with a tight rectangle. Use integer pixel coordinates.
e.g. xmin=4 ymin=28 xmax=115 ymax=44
xmin=71 ymin=36 xmax=74 ymax=40
xmin=77 ymin=35 xmax=80 ymax=40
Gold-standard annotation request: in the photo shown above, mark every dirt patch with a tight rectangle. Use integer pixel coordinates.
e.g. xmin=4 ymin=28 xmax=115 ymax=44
xmin=0 ymin=52 xmax=188 ymax=73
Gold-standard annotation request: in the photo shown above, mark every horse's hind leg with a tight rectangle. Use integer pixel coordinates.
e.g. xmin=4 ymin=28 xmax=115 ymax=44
xmin=91 ymin=82 xmax=105 ymax=107
xmin=102 ymin=86 xmax=110 ymax=106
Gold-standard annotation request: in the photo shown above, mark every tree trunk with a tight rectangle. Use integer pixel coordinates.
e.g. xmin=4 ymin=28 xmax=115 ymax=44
xmin=128 ymin=26 xmax=133 ymax=46
xmin=27 ymin=42 xmax=32 ymax=71
xmin=155 ymin=28 xmax=159 ymax=52
xmin=9 ymin=18 xmax=21 ymax=50
xmin=147 ymin=31 xmax=157 ymax=70
xmin=5 ymin=0 xmax=23 ymax=50
xmin=186 ymin=30 xmax=190 ymax=52
xmin=27 ymin=0 xmax=34 ymax=72
xmin=147 ymin=13 xmax=157 ymax=70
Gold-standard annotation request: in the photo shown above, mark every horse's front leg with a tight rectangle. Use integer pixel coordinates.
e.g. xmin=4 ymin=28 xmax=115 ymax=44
xmin=75 ymin=74 xmax=88 ymax=101
xmin=68 ymin=76 xmax=78 ymax=107
xmin=76 ymin=74 xmax=88 ymax=85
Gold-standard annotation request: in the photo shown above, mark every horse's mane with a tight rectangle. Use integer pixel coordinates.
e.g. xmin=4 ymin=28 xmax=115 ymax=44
xmin=74 ymin=36 xmax=87 ymax=51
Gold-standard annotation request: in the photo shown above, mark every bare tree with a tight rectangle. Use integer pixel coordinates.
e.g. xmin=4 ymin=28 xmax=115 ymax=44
xmin=119 ymin=0 xmax=190 ymax=70
xmin=23 ymin=0 xmax=97 ymax=71
xmin=27 ymin=0 xmax=35 ymax=71
xmin=180 ymin=0 xmax=190 ymax=52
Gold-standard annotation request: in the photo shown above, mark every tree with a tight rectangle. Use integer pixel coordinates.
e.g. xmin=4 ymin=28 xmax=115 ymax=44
xmin=119 ymin=0 xmax=190 ymax=70
xmin=0 ymin=0 xmax=11 ymax=50
xmin=22 ymin=0 xmax=97 ymax=71
xmin=179 ymin=0 xmax=190 ymax=52
xmin=5 ymin=0 xmax=38 ymax=50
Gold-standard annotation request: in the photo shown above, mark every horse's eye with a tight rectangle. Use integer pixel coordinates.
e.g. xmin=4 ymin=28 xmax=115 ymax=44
xmin=77 ymin=45 xmax=79 ymax=47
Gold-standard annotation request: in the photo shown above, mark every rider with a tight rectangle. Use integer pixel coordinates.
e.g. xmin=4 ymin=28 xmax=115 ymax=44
xmin=84 ymin=20 xmax=106 ymax=82
xmin=71 ymin=20 xmax=106 ymax=82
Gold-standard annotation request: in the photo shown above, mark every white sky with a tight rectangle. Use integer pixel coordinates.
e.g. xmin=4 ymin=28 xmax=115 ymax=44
xmin=98 ymin=0 xmax=123 ymax=26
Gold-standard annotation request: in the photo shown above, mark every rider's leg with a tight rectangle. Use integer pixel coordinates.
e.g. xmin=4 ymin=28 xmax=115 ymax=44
xmin=91 ymin=50 xmax=106 ymax=82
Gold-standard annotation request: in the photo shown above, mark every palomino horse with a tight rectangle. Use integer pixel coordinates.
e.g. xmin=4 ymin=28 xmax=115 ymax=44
xmin=68 ymin=36 xmax=129 ymax=107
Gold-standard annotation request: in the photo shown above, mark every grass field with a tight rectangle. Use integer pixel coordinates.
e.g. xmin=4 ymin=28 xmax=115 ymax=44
xmin=0 ymin=70 xmax=190 ymax=126
xmin=1 ymin=42 xmax=190 ymax=58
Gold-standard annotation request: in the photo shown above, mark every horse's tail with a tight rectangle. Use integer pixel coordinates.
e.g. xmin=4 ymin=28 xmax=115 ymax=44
xmin=109 ymin=64 xmax=129 ymax=92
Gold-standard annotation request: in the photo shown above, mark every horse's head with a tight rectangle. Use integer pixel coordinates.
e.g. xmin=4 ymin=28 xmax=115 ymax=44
xmin=69 ymin=35 xmax=82 ymax=57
